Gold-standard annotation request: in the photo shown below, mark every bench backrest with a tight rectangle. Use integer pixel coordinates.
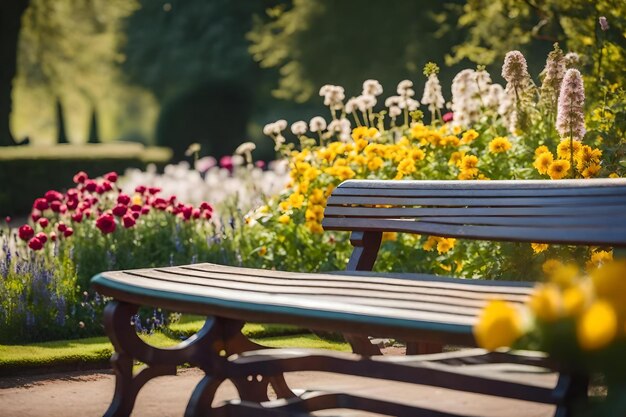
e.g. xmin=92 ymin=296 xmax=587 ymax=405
xmin=321 ymin=179 xmax=626 ymax=270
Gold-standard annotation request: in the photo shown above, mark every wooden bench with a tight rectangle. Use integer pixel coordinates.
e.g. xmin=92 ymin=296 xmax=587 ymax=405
xmin=91 ymin=178 xmax=626 ymax=417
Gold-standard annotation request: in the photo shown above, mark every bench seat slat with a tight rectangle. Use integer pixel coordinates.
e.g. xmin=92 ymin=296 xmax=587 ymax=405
xmin=322 ymin=217 xmax=626 ymax=246
xmin=91 ymin=263 xmax=538 ymax=344
xmin=337 ymin=178 xmax=626 ymax=190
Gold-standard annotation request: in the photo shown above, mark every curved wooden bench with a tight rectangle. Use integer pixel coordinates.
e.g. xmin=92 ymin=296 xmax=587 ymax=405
xmin=91 ymin=178 xmax=626 ymax=417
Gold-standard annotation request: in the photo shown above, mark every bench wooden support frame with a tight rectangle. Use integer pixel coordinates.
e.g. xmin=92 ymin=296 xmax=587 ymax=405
xmin=93 ymin=179 xmax=626 ymax=416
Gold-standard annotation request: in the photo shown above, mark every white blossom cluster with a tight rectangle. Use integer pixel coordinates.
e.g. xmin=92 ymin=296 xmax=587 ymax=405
xmin=421 ymin=74 xmax=445 ymax=113
xmin=344 ymin=80 xmax=384 ymax=114
xmin=121 ymin=160 xmax=289 ymax=212
xmin=319 ymin=85 xmax=345 ymax=109
xmin=263 ymin=120 xmax=287 ymax=150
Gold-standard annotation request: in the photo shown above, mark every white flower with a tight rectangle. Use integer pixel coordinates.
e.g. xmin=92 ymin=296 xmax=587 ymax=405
xmin=358 ymin=94 xmax=377 ymax=111
xmin=421 ymin=74 xmax=445 ymax=112
xmin=385 ymin=96 xmax=401 ymax=107
xmin=290 ymin=121 xmax=308 ymax=136
xmin=234 ymin=142 xmax=256 ymax=155
xmin=450 ymin=69 xmax=484 ymax=128
xmin=397 ymin=80 xmax=413 ymax=96
xmin=345 ymin=98 xmax=358 ymax=113
xmin=275 ymin=119 xmax=288 ymax=131
xmin=262 ymin=123 xmax=275 ymax=136
xmin=274 ymin=134 xmax=285 ymax=151
xmin=328 ymin=118 xmax=351 ymax=133
xmin=389 ymin=106 xmax=402 ymax=118
xmin=309 ymin=116 xmax=327 ymax=132
xmin=362 ymin=79 xmax=383 ymax=96
xmin=231 ymin=155 xmax=245 ymax=166
xmin=320 ymin=85 xmax=345 ymax=109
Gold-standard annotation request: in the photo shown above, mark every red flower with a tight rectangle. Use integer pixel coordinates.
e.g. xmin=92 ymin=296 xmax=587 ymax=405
xmin=95 ymin=213 xmax=116 ymax=234
xmin=37 ymin=217 xmax=49 ymax=228
xmin=50 ymin=232 xmax=57 ymax=242
xmin=35 ymin=232 xmax=47 ymax=244
xmin=66 ymin=188 xmax=79 ymax=199
xmin=152 ymin=198 xmax=168 ymax=210
xmin=71 ymin=212 xmax=83 ymax=223
xmin=131 ymin=211 xmax=140 ymax=219
xmin=112 ymin=204 xmax=127 ymax=217
xmin=130 ymin=204 xmax=142 ymax=212
xmin=31 ymin=210 xmax=42 ymax=222
xmin=192 ymin=208 xmax=201 ymax=219
xmin=220 ymin=155 xmax=233 ymax=170
xmin=148 ymin=187 xmax=161 ymax=195
xmin=135 ymin=185 xmax=146 ymax=194
xmin=104 ymin=172 xmax=118 ymax=183
xmin=200 ymin=202 xmax=213 ymax=212
xmin=203 ymin=210 xmax=213 ymax=220
xmin=101 ymin=181 xmax=113 ymax=192
xmin=18 ymin=224 xmax=34 ymax=241
xmin=168 ymin=195 xmax=177 ymax=204
xmin=122 ymin=214 xmax=136 ymax=228
xmin=141 ymin=205 xmax=150 ymax=215
xmin=96 ymin=184 xmax=106 ymax=194
xmin=63 ymin=227 xmax=74 ymax=237
xmin=84 ymin=180 xmax=97 ymax=192
xmin=57 ymin=223 xmax=67 ymax=232
xmin=59 ymin=204 xmax=67 ymax=214
xmin=66 ymin=198 xmax=78 ymax=210
xmin=44 ymin=190 xmax=63 ymax=202
xmin=4 ymin=216 xmax=10 ymax=223
xmin=73 ymin=171 xmax=89 ymax=184
xmin=182 ymin=205 xmax=193 ymax=220
xmin=442 ymin=112 xmax=454 ymax=123
xmin=50 ymin=201 xmax=62 ymax=212
xmin=33 ymin=198 xmax=49 ymax=211
xmin=83 ymin=209 xmax=92 ymax=218
xmin=28 ymin=237 xmax=43 ymax=251
xmin=117 ymin=193 xmax=131 ymax=205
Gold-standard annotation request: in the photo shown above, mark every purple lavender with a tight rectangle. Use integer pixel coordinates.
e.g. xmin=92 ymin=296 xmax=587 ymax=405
xmin=556 ymin=69 xmax=586 ymax=140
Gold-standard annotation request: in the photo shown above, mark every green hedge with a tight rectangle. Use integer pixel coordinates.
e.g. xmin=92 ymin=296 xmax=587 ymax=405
xmin=0 ymin=144 xmax=171 ymax=216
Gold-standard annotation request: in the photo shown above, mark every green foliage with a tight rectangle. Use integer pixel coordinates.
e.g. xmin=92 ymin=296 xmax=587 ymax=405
xmin=248 ymin=0 xmax=465 ymax=103
xmin=0 ymin=144 xmax=171 ymax=215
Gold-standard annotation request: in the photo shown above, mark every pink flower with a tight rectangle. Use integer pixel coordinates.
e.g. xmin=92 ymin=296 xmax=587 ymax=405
xmin=112 ymin=204 xmax=128 ymax=217
xmin=135 ymin=185 xmax=147 ymax=194
xmin=84 ymin=180 xmax=97 ymax=192
xmin=200 ymin=202 xmax=213 ymax=212
xmin=255 ymin=160 xmax=266 ymax=169
xmin=83 ymin=209 xmax=92 ymax=218
xmin=192 ymin=208 xmax=201 ymax=219
xmin=50 ymin=232 xmax=57 ymax=242
xmin=152 ymin=198 xmax=168 ymax=210
xmin=37 ymin=218 xmax=49 ymax=228
xmin=31 ymin=210 xmax=42 ymax=222
xmin=96 ymin=213 xmax=116 ymax=234
xmin=130 ymin=204 xmax=142 ymax=212
xmin=148 ymin=187 xmax=161 ymax=195
xmin=101 ymin=181 xmax=113 ymax=192
xmin=219 ymin=156 xmax=233 ymax=171
xmin=33 ymin=198 xmax=49 ymax=211
xmin=18 ymin=224 xmax=35 ymax=241
xmin=71 ymin=212 xmax=83 ymax=223
xmin=57 ymin=223 xmax=67 ymax=232
xmin=50 ymin=201 xmax=62 ymax=213
xmin=44 ymin=190 xmax=63 ymax=202
xmin=556 ymin=69 xmax=585 ymax=140
xmin=182 ymin=205 xmax=193 ymax=220
xmin=442 ymin=112 xmax=454 ymax=123
xmin=63 ymin=227 xmax=74 ymax=237
xmin=73 ymin=171 xmax=88 ymax=184
xmin=141 ymin=205 xmax=150 ymax=215
xmin=66 ymin=188 xmax=79 ymax=199
xmin=66 ymin=198 xmax=78 ymax=210
xmin=35 ymin=232 xmax=47 ymax=244
xmin=103 ymin=172 xmax=118 ymax=183
xmin=28 ymin=237 xmax=43 ymax=251
xmin=4 ymin=216 xmax=10 ymax=223
xmin=122 ymin=214 xmax=136 ymax=228
xmin=131 ymin=211 xmax=140 ymax=219
xmin=599 ymin=16 xmax=609 ymax=31
xmin=117 ymin=194 xmax=131 ymax=205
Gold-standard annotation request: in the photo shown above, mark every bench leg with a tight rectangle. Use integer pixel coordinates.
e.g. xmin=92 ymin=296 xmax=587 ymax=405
xmin=103 ymin=301 xmax=224 ymax=417
xmin=554 ymin=372 xmax=588 ymax=417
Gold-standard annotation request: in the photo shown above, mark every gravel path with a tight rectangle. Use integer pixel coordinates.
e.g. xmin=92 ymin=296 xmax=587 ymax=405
xmin=0 ymin=366 xmax=556 ymax=417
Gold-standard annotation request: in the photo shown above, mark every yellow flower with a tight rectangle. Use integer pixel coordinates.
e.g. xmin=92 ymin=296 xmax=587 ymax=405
xmin=581 ymin=163 xmax=601 ymax=179
xmin=550 ymin=263 xmax=579 ymax=288
xmin=575 ymin=145 xmax=602 ymax=172
xmin=306 ymin=221 xmax=324 ymax=234
xmin=563 ymin=285 xmax=589 ymax=317
xmin=609 ymin=173 xmax=619 ymax=178
xmin=534 ymin=145 xmax=550 ymax=157
xmin=396 ymin=158 xmax=416 ymax=178
xmin=556 ymin=138 xmax=582 ymax=160
xmin=461 ymin=129 xmax=479 ymax=144
xmin=132 ymin=194 xmax=143 ymax=205
xmin=473 ymin=300 xmax=523 ymax=351
xmin=367 ymin=157 xmax=383 ymax=171
xmin=460 ymin=155 xmax=478 ymax=171
xmin=488 ymin=136 xmax=512 ymax=153
xmin=382 ymin=232 xmax=398 ymax=242
xmin=577 ymin=301 xmax=618 ymax=350
xmin=531 ymin=243 xmax=548 ymax=254
xmin=351 ymin=126 xmax=369 ymax=141
xmin=542 ymin=259 xmax=563 ymax=276
xmin=436 ymin=238 xmax=456 ymax=254
xmin=529 ymin=284 xmax=562 ymax=322
xmin=448 ymin=151 xmax=465 ymax=167
xmin=547 ymin=160 xmax=570 ymax=180
xmin=458 ymin=169 xmax=478 ymax=180
xmin=533 ymin=152 xmax=554 ymax=175
xmin=438 ymin=263 xmax=452 ymax=272
xmin=258 ymin=246 xmax=267 ymax=257
xmin=422 ymin=236 xmax=438 ymax=251
xmin=591 ymin=260 xmax=626 ymax=317
xmin=287 ymin=192 xmax=305 ymax=209
xmin=586 ymin=250 xmax=613 ymax=271
xmin=278 ymin=214 xmax=290 ymax=225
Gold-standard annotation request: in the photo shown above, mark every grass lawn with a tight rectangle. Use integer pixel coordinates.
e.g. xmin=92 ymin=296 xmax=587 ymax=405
xmin=0 ymin=318 xmax=349 ymax=376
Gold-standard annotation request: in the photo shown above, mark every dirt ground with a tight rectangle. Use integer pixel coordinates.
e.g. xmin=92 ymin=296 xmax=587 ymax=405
xmin=0 ymin=364 xmax=558 ymax=417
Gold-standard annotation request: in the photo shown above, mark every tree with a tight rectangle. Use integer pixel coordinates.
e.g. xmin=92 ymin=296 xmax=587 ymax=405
xmin=247 ymin=0 xmax=466 ymax=103
xmin=0 ymin=0 xmax=30 ymax=146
